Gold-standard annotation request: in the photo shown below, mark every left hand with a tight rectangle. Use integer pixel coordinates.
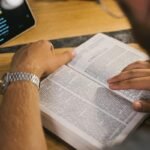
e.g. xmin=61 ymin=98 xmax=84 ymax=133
xmin=107 ymin=60 xmax=150 ymax=112
xmin=10 ymin=41 xmax=75 ymax=79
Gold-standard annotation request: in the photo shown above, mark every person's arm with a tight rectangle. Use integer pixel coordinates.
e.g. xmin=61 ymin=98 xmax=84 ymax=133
xmin=117 ymin=0 xmax=150 ymax=54
xmin=0 ymin=80 xmax=47 ymax=150
xmin=108 ymin=60 xmax=150 ymax=112
xmin=0 ymin=40 xmax=74 ymax=150
xmin=109 ymin=0 xmax=150 ymax=112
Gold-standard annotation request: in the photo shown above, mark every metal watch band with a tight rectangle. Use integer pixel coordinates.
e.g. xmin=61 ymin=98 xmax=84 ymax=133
xmin=9 ymin=72 xmax=40 ymax=87
xmin=0 ymin=72 xmax=40 ymax=94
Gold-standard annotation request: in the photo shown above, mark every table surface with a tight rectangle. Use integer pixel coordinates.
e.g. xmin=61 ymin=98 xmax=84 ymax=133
xmin=0 ymin=0 xmax=138 ymax=149
xmin=2 ymin=0 xmax=131 ymax=47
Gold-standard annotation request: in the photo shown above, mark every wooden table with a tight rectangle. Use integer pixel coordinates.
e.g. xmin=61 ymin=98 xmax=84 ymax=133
xmin=0 ymin=0 xmax=133 ymax=149
xmin=2 ymin=0 xmax=131 ymax=47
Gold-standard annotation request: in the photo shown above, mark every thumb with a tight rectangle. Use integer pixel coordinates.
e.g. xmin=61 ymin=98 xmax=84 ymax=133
xmin=133 ymin=100 xmax=150 ymax=113
xmin=55 ymin=50 xmax=75 ymax=66
xmin=47 ymin=51 xmax=75 ymax=73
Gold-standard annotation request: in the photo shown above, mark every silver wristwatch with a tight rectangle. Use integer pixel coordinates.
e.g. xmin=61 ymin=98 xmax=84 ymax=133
xmin=0 ymin=72 xmax=40 ymax=94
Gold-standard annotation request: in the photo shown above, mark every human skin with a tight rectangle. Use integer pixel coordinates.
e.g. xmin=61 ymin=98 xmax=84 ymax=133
xmin=108 ymin=0 xmax=150 ymax=112
xmin=117 ymin=0 xmax=150 ymax=53
xmin=0 ymin=1 xmax=150 ymax=150
xmin=0 ymin=41 xmax=75 ymax=150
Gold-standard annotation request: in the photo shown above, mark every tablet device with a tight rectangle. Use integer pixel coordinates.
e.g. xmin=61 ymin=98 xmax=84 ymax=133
xmin=0 ymin=0 xmax=35 ymax=45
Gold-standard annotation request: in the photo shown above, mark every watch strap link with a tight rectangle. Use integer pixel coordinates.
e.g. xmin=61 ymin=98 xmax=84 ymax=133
xmin=0 ymin=72 xmax=40 ymax=94
xmin=8 ymin=72 xmax=40 ymax=87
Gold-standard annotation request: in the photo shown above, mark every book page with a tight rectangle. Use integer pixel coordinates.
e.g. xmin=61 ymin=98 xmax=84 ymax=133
xmin=69 ymin=33 xmax=149 ymax=102
xmin=40 ymin=66 xmax=145 ymax=147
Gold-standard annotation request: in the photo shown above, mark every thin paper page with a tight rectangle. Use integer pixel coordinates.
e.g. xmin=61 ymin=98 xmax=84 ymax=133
xmin=69 ymin=33 xmax=149 ymax=102
xmin=40 ymin=66 xmax=139 ymax=146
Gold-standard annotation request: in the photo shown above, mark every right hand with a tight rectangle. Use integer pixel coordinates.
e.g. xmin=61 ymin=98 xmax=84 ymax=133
xmin=10 ymin=40 xmax=75 ymax=78
xmin=108 ymin=60 xmax=150 ymax=112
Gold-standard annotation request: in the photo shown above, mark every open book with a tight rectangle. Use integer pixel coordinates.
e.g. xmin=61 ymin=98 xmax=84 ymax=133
xmin=40 ymin=33 xmax=149 ymax=150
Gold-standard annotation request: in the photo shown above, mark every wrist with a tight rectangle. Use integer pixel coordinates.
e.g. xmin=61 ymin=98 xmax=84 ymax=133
xmin=0 ymin=72 xmax=40 ymax=94
xmin=7 ymin=80 xmax=37 ymax=92
xmin=10 ymin=65 xmax=42 ymax=78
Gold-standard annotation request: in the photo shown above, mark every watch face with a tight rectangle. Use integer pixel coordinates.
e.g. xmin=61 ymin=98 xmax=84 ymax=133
xmin=0 ymin=0 xmax=35 ymax=45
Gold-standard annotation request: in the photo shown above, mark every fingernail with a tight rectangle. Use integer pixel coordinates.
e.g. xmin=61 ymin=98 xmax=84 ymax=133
xmin=71 ymin=51 xmax=76 ymax=57
xmin=107 ymin=79 xmax=111 ymax=82
xmin=107 ymin=79 xmax=113 ymax=83
xmin=109 ymin=84 xmax=117 ymax=89
xmin=134 ymin=101 xmax=143 ymax=111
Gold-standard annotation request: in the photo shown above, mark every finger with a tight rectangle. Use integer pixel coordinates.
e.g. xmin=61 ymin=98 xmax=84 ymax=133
xmin=31 ymin=40 xmax=52 ymax=54
xmin=146 ymin=60 xmax=150 ymax=63
xmin=47 ymin=51 xmax=75 ymax=73
xmin=122 ymin=60 xmax=150 ymax=72
xmin=47 ymin=42 xmax=55 ymax=55
xmin=109 ymin=77 xmax=150 ymax=90
xmin=133 ymin=100 xmax=150 ymax=113
xmin=108 ymin=69 xmax=150 ymax=83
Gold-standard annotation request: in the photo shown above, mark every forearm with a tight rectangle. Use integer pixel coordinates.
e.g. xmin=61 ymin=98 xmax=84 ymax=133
xmin=0 ymin=81 xmax=47 ymax=150
xmin=0 ymin=41 xmax=73 ymax=149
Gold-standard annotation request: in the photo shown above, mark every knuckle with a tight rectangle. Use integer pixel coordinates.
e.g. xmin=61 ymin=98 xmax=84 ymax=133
xmin=39 ymin=40 xmax=46 ymax=43
xmin=35 ymin=40 xmax=44 ymax=45
xmin=49 ymin=41 xmax=53 ymax=45
xmin=38 ymin=40 xmax=52 ymax=50
xmin=38 ymin=40 xmax=49 ymax=46
xmin=49 ymin=42 xmax=54 ymax=50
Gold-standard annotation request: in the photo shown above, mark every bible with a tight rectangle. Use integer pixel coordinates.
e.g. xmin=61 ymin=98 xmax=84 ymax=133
xmin=40 ymin=33 xmax=149 ymax=150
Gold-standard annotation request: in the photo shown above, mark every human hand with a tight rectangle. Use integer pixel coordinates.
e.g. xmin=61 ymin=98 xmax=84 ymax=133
xmin=10 ymin=40 xmax=75 ymax=78
xmin=108 ymin=60 xmax=150 ymax=112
